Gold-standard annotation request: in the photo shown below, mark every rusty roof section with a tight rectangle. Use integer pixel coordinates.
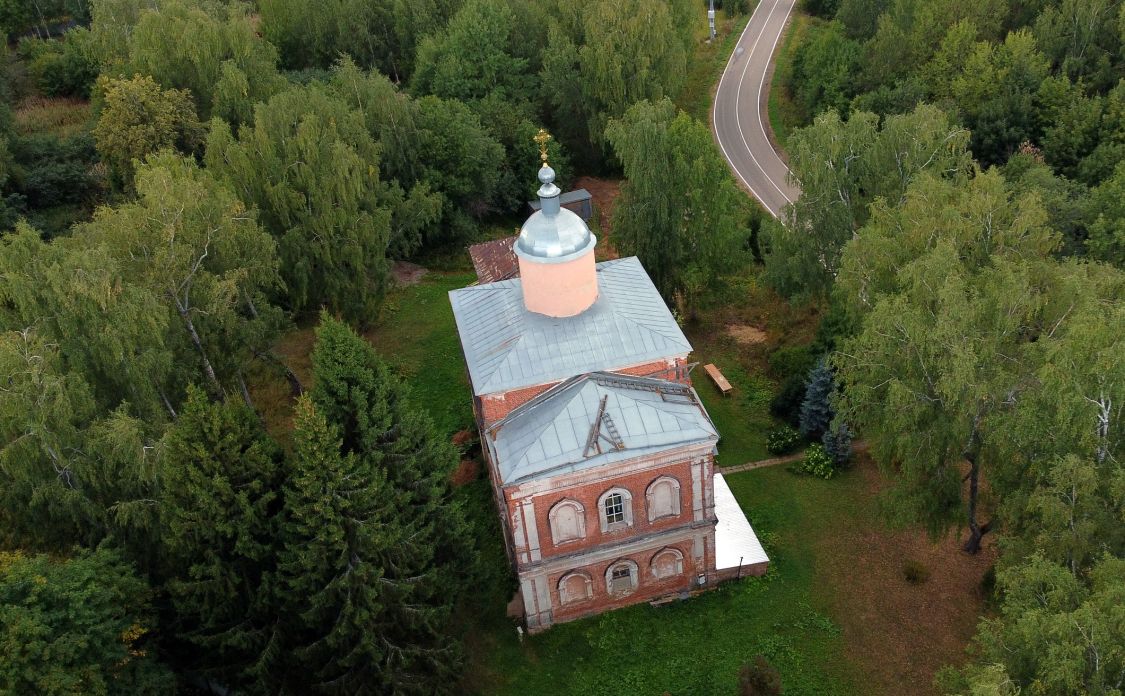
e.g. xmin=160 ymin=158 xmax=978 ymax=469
xmin=468 ymin=236 xmax=519 ymax=284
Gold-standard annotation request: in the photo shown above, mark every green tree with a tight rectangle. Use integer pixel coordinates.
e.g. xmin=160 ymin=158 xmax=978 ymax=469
xmin=761 ymin=104 xmax=971 ymax=300
xmin=952 ymin=554 xmax=1125 ymax=695
xmin=0 ymin=326 xmax=162 ymax=554
xmin=411 ymin=0 xmax=533 ymax=106
xmin=541 ymin=0 xmax=690 ymax=160
xmin=0 ymin=222 xmax=173 ymax=416
xmin=834 ymin=171 xmax=1061 ymax=553
xmin=80 ymin=152 xmax=282 ymax=399
xmin=158 ymin=386 xmax=284 ymax=688
xmin=1034 ymin=0 xmax=1123 ymax=91
xmin=92 ymin=74 xmax=202 ymax=186
xmin=789 ymin=20 xmax=860 ymax=120
xmin=606 ymin=98 xmax=747 ymax=306
xmin=0 ymin=547 xmax=173 ymax=695
xmin=1086 ymin=161 xmax=1125 ymax=266
xmin=125 ymin=0 xmax=284 ymax=123
xmin=273 ymin=315 xmax=469 ymax=692
xmin=799 ymin=358 xmax=835 ymax=440
xmin=205 ymin=84 xmax=392 ymax=323
xmin=259 ymin=0 xmax=461 ymax=81
xmin=950 ymin=29 xmax=1050 ymax=165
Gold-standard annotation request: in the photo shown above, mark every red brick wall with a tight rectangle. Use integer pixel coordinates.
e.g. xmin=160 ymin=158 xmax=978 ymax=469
xmin=547 ymin=537 xmax=700 ymax=624
xmin=479 ymin=357 xmax=690 ymax=425
xmin=519 ymin=459 xmax=697 ymax=562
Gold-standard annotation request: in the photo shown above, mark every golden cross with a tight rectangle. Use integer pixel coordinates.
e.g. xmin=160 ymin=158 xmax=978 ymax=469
xmin=533 ymin=128 xmax=552 ymax=166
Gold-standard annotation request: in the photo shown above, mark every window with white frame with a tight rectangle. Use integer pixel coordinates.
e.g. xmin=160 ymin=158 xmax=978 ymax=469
xmin=646 ymin=476 xmax=682 ymax=521
xmin=605 ymin=560 xmax=639 ymax=595
xmin=598 ymin=488 xmax=633 ymax=533
xmin=548 ymin=499 xmax=586 ymax=545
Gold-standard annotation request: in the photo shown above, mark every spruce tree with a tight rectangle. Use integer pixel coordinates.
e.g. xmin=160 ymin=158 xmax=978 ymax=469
xmin=158 ymin=386 xmax=284 ymax=687
xmin=822 ymin=421 xmax=853 ymax=467
xmin=275 ymin=315 xmax=469 ymax=694
xmin=799 ymin=358 xmax=835 ymax=439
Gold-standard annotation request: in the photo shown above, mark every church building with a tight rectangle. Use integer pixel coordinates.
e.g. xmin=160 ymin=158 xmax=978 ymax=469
xmin=449 ymin=135 xmax=768 ymax=632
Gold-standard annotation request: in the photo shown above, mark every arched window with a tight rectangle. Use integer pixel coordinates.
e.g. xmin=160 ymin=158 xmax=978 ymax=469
xmin=646 ymin=476 xmax=682 ymax=521
xmin=604 ymin=559 xmax=640 ymax=596
xmin=558 ymin=571 xmax=593 ymax=605
xmin=649 ymin=547 xmax=685 ymax=579
xmin=597 ymin=488 xmax=634 ymax=533
xmin=548 ymin=499 xmax=586 ymax=545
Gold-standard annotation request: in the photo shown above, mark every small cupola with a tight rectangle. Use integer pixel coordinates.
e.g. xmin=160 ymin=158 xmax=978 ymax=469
xmin=514 ymin=130 xmax=598 ymax=317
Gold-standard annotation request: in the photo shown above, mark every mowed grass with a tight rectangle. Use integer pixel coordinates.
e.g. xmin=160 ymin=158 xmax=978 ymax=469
xmin=365 ymin=271 xmax=477 ymax=437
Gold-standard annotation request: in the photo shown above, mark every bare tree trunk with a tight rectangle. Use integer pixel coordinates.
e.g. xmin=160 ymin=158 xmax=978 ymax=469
xmin=175 ymin=300 xmax=222 ymax=394
xmin=962 ymin=450 xmax=993 ymax=554
xmin=254 ymin=350 xmax=304 ymax=397
xmin=237 ymin=370 xmax=254 ymax=410
xmin=159 ymin=387 xmax=178 ymax=419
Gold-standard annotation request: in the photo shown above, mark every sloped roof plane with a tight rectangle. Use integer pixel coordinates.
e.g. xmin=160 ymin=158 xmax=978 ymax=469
xmin=487 ymin=372 xmax=718 ymax=485
xmin=449 ymin=257 xmax=693 ymax=396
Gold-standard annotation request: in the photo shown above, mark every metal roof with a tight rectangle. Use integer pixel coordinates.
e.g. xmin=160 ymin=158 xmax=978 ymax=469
xmin=467 ymin=237 xmax=519 ymax=283
xmin=713 ymin=473 xmax=770 ymax=570
xmin=448 ymin=257 xmax=693 ymax=396
xmin=486 ymin=372 xmax=718 ymax=485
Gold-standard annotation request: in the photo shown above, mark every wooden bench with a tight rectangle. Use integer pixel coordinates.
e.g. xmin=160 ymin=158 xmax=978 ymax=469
xmin=703 ymin=363 xmax=732 ymax=396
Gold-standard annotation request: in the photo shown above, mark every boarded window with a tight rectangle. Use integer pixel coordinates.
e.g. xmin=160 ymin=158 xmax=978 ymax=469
xmin=549 ymin=500 xmax=586 ymax=545
xmin=646 ymin=477 xmax=681 ymax=521
xmin=651 ymin=548 xmax=685 ymax=579
xmin=559 ymin=572 xmax=592 ymax=605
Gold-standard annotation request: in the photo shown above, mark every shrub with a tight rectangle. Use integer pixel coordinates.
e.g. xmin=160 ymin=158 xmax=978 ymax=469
xmin=769 ymin=374 xmax=806 ymax=427
xmin=767 ymin=344 xmax=815 ymax=380
xmin=18 ymin=33 xmax=97 ymax=99
xmin=738 ymin=655 xmax=782 ymax=695
xmin=903 ymin=559 xmax=930 ymax=585
xmin=792 ymin=443 xmax=835 ymax=479
xmin=8 ymin=133 xmax=100 ymax=208
xmin=766 ymin=425 xmax=802 ymax=456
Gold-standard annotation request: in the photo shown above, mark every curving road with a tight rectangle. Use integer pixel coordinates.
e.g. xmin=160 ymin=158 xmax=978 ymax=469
xmin=712 ymin=0 xmax=800 ymax=218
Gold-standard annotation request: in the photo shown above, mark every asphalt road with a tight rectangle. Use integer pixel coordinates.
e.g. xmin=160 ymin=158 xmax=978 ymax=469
xmin=712 ymin=0 xmax=800 ymax=217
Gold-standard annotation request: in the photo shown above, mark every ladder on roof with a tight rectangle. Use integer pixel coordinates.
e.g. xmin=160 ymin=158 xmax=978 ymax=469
xmin=583 ymin=394 xmax=625 ymax=458
xmin=591 ymin=373 xmax=697 ymax=404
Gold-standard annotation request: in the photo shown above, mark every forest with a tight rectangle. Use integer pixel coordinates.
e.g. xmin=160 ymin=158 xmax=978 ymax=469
xmin=0 ymin=0 xmax=1122 ymax=694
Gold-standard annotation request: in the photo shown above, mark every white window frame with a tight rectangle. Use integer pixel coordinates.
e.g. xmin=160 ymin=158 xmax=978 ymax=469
xmin=558 ymin=571 xmax=593 ymax=605
xmin=604 ymin=559 xmax=639 ymax=595
xmin=645 ymin=475 xmax=682 ymax=522
xmin=548 ymin=499 xmax=587 ymax=546
xmin=649 ymin=547 xmax=685 ymax=579
xmin=597 ymin=487 xmax=634 ymax=533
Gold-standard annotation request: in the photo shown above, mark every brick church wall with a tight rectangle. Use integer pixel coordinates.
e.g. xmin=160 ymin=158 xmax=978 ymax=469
xmin=522 ymin=458 xmax=696 ymax=562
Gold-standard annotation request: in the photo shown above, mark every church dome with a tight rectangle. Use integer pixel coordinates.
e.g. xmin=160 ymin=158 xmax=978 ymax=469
xmin=515 ymin=164 xmax=595 ymax=262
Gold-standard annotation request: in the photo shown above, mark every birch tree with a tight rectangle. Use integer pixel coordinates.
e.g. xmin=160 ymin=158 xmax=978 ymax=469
xmin=79 ymin=152 xmax=281 ymax=401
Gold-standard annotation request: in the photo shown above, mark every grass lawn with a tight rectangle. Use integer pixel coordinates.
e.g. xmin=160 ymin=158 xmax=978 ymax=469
xmin=462 ymin=456 xmax=993 ymax=695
